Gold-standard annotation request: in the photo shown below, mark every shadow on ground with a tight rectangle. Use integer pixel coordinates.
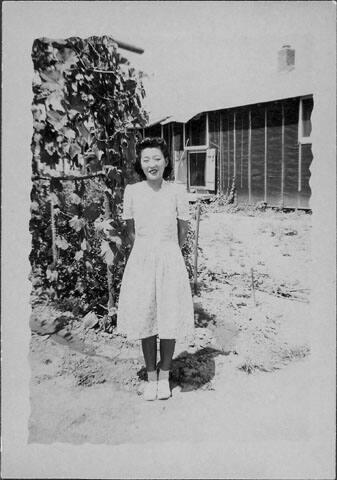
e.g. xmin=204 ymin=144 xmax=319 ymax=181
xmin=137 ymin=347 xmax=227 ymax=392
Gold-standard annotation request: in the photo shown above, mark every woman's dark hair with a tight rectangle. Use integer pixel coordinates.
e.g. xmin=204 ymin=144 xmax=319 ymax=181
xmin=134 ymin=137 xmax=172 ymax=180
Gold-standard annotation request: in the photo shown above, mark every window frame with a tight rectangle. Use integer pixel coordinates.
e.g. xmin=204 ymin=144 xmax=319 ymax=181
xmin=298 ymin=95 xmax=313 ymax=144
xmin=184 ymin=112 xmax=209 ymax=150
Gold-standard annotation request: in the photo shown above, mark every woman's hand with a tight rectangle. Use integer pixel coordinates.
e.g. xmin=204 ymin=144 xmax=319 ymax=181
xmin=177 ymin=219 xmax=189 ymax=249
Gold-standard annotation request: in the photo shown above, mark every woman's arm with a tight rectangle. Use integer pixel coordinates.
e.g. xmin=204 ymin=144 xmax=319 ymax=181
xmin=125 ymin=219 xmax=135 ymax=248
xmin=177 ymin=219 xmax=189 ymax=249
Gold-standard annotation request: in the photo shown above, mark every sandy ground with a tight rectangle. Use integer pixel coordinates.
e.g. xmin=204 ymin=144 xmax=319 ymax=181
xmin=29 ymin=208 xmax=312 ymax=448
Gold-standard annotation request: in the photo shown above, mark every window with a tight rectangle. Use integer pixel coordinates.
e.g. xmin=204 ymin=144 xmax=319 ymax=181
xmin=185 ymin=113 xmax=208 ymax=149
xmin=189 ymin=152 xmax=207 ymax=187
xmin=188 ymin=149 xmax=216 ymax=191
xmin=173 ymin=123 xmax=184 ymax=151
xmin=299 ymin=96 xmax=313 ymax=143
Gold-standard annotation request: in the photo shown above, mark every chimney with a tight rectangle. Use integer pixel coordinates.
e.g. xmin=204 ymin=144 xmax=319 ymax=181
xmin=278 ymin=45 xmax=295 ymax=72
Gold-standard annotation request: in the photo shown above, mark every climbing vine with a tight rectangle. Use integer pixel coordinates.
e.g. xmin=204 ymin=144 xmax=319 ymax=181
xmin=30 ymin=36 xmax=148 ymax=316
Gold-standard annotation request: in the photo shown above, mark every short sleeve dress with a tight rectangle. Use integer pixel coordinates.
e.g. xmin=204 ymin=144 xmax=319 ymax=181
xmin=117 ymin=180 xmax=194 ymax=344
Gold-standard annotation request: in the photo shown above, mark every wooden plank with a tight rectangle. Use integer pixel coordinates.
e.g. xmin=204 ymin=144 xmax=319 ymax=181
xmin=281 ymin=103 xmax=285 ymax=207
xmin=251 ymin=105 xmax=265 ymax=204
xmin=248 ymin=109 xmax=252 ymax=203
xmin=233 ymin=111 xmax=236 ymax=178
xmin=283 ymin=98 xmax=300 ymax=208
xmin=299 ymin=143 xmax=313 ymax=208
xmin=264 ymin=106 xmax=267 ymax=203
xmin=298 ymin=142 xmax=302 ymax=192
xmin=50 ymin=190 xmax=58 ymax=266
xmin=113 ymin=39 xmax=144 ymax=54
xmin=32 ymin=172 xmax=105 ymax=181
xmin=266 ymin=102 xmax=282 ymax=206
xmin=193 ymin=203 xmax=201 ymax=295
xmin=241 ymin=115 xmax=244 ymax=189
xmin=219 ymin=111 xmax=222 ymax=193
xmin=227 ymin=115 xmax=230 ymax=190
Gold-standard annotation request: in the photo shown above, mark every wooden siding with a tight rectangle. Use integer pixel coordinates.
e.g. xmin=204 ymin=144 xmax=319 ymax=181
xmin=283 ymin=99 xmax=300 ymax=207
xmin=300 ymin=143 xmax=312 ymax=208
xmin=216 ymin=97 xmax=312 ymax=208
xmin=140 ymin=95 xmax=313 ymax=209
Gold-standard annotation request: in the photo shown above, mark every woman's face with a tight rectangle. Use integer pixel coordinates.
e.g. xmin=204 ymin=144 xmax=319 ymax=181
xmin=140 ymin=147 xmax=168 ymax=182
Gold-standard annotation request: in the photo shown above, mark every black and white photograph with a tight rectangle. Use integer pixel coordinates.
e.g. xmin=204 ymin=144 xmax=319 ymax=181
xmin=2 ymin=1 xmax=336 ymax=478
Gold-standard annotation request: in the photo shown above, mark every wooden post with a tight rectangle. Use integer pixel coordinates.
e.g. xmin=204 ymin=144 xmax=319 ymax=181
xmin=248 ymin=109 xmax=252 ymax=203
xmin=251 ymin=267 xmax=256 ymax=307
xmin=50 ymin=185 xmax=58 ymax=266
xmin=218 ymin=111 xmax=222 ymax=193
xmin=103 ymin=190 xmax=115 ymax=314
xmin=298 ymin=142 xmax=302 ymax=208
xmin=171 ymin=124 xmax=175 ymax=175
xmin=281 ymin=103 xmax=285 ymax=207
xmin=264 ymin=106 xmax=268 ymax=203
xmin=227 ymin=115 xmax=230 ymax=191
xmin=298 ymin=143 xmax=302 ymax=193
xmin=193 ymin=202 xmax=201 ymax=295
xmin=240 ymin=115 xmax=244 ymax=189
xmin=233 ymin=111 xmax=237 ymax=178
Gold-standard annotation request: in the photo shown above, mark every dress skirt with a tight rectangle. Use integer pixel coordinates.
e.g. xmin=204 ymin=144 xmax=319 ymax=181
xmin=117 ymin=238 xmax=194 ymax=343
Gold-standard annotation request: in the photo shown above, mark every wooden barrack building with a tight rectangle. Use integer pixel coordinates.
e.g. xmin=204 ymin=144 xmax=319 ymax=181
xmin=142 ymin=45 xmax=314 ymax=209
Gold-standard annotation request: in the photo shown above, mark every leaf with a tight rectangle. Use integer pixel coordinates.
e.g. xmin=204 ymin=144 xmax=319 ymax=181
xmin=40 ymin=69 xmax=63 ymax=83
xmin=100 ymin=240 xmax=115 ymax=266
xmin=61 ymin=127 xmax=76 ymax=140
xmin=46 ymin=268 xmax=58 ymax=282
xmin=75 ymin=121 xmax=91 ymax=144
xmin=86 ymin=156 xmax=101 ymax=173
xmin=47 ymin=110 xmax=67 ymax=130
xmin=83 ymin=311 xmax=99 ymax=329
xmin=94 ymin=218 xmax=114 ymax=234
xmin=69 ymin=193 xmax=82 ymax=204
xmin=109 ymin=235 xmax=122 ymax=248
xmin=85 ymin=260 xmax=93 ymax=271
xmin=74 ymin=250 xmax=84 ymax=261
xmin=55 ymin=236 xmax=70 ymax=250
xmin=30 ymin=201 xmax=39 ymax=212
xmin=81 ymin=238 xmax=87 ymax=251
xmin=69 ymin=142 xmax=82 ymax=159
xmin=69 ymin=215 xmax=85 ymax=232
xmin=108 ymin=306 xmax=117 ymax=316
xmin=47 ymin=91 xmax=65 ymax=112
xmin=50 ymin=192 xmax=60 ymax=205
xmin=83 ymin=203 xmax=101 ymax=222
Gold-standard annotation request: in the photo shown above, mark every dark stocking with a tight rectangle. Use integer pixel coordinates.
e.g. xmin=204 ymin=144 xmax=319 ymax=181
xmin=159 ymin=338 xmax=176 ymax=371
xmin=141 ymin=335 xmax=157 ymax=372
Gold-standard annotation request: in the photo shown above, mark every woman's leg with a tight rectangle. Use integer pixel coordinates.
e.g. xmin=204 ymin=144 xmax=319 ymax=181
xmin=158 ymin=338 xmax=176 ymax=399
xmin=159 ymin=338 xmax=176 ymax=371
xmin=141 ymin=335 xmax=158 ymax=400
xmin=141 ymin=335 xmax=158 ymax=373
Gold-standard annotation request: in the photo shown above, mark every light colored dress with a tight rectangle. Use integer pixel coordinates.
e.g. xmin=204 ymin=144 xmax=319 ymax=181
xmin=117 ymin=180 xmax=195 ymax=344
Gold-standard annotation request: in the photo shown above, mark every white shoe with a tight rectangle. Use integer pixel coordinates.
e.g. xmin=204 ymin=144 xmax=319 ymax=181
xmin=143 ymin=381 xmax=157 ymax=401
xmin=157 ymin=379 xmax=171 ymax=400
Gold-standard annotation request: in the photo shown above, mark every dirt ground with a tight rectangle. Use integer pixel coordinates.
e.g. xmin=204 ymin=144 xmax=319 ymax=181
xmin=28 ymin=207 xmax=312 ymax=446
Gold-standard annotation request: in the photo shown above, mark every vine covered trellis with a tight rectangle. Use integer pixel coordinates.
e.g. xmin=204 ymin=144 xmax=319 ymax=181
xmin=30 ymin=36 xmax=148 ymax=321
